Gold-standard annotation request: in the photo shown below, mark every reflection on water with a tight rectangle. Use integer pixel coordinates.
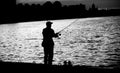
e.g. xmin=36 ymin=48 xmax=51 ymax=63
xmin=0 ymin=16 xmax=120 ymax=68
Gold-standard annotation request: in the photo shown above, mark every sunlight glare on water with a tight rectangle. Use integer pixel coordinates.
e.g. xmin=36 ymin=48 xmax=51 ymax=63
xmin=0 ymin=16 xmax=120 ymax=68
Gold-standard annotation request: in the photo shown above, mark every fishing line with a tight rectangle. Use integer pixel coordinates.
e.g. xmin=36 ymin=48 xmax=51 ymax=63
xmin=25 ymin=19 xmax=78 ymax=40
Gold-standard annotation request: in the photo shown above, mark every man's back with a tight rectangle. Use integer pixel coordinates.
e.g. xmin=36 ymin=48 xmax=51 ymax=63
xmin=42 ymin=28 xmax=55 ymax=47
xmin=43 ymin=28 xmax=55 ymax=40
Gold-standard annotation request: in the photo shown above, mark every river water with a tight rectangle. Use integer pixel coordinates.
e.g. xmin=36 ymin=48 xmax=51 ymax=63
xmin=0 ymin=16 xmax=120 ymax=68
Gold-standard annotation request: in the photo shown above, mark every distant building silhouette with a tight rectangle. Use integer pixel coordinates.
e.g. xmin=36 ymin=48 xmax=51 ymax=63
xmin=89 ymin=3 xmax=98 ymax=11
xmin=1 ymin=0 xmax=120 ymax=24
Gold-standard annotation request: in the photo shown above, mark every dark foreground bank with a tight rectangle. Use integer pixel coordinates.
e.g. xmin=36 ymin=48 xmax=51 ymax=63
xmin=0 ymin=61 xmax=119 ymax=73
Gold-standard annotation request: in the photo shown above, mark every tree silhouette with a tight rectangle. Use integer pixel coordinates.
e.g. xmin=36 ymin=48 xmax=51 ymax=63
xmin=53 ymin=1 xmax=62 ymax=8
xmin=0 ymin=0 xmax=120 ymax=24
xmin=43 ymin=1 xmax=53 ymax=8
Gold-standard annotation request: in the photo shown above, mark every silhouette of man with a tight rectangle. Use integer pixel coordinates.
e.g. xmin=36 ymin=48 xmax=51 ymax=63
xmin=42 ymin=21 xmax=60 ymax=65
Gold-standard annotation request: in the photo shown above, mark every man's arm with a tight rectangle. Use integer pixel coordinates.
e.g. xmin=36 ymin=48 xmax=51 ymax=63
xmin=52 ymin=29 xmax=61 ymax=38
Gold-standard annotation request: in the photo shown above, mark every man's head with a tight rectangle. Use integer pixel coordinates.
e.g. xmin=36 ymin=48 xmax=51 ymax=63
xmin=46 ymin=21 xmax=53 ymax=28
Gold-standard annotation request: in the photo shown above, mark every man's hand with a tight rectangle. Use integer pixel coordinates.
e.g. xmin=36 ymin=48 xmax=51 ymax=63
xmin=56 ymin=32 xmax=61 ymax=36
xmin=55 ymin=32 xmax=61 ymax=39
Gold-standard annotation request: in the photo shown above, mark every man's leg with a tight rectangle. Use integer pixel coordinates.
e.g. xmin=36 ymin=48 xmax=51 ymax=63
xmin=44 ymin=47 xmax=49 ymax=65
xmin=48 ymin=46 xmax=54 ymax=65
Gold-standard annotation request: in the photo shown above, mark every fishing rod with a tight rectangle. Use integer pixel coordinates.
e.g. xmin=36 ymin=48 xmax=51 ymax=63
xmin=55 ymin=19 xmax=78 ymax=39
xmin=25 ymin=19 xmax=78 ymax=40
xmin=57 ymin=19 xmax=78 ymax=34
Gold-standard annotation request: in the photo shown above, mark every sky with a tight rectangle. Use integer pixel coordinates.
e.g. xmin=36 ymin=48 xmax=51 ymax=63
xmin=17 ymin=0 xmax=120 ymax=9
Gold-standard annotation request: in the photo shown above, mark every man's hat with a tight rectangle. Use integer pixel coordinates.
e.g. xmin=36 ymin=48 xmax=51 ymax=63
xmin=46 ymin=21 xmax=53 ymax=25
